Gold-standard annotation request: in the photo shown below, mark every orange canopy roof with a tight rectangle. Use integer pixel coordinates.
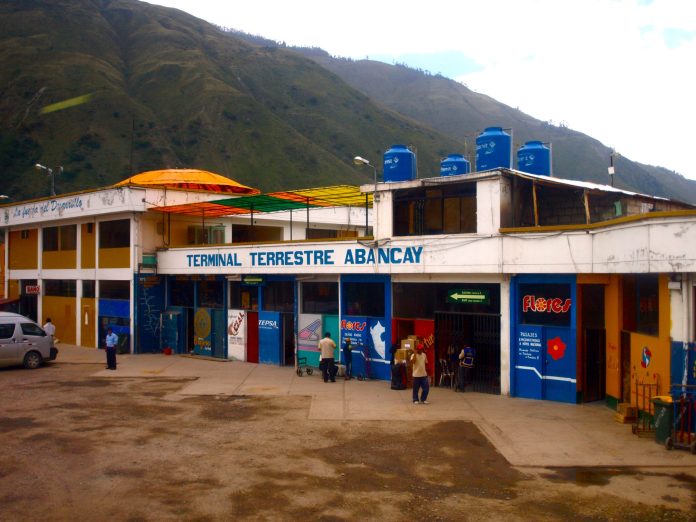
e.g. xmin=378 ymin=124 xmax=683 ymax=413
xmin=114 ymin=169 xmax=259 ymax=194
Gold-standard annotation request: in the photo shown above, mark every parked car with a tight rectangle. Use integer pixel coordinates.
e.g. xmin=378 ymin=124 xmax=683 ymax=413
xmin=0 ymin=312 xmax=58 ymax=369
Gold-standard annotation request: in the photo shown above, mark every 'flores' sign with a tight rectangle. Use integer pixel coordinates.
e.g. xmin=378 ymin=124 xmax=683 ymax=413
xmin=519 ymin=283 xmax=572 ymax=327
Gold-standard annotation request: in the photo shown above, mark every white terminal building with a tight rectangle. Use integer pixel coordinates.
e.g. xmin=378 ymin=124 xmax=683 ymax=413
xmin=2 ymin=156 xmax=696 ymax=415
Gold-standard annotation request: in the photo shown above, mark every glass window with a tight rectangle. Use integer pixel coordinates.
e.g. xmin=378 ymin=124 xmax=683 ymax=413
xmin=343 ymin=282 xmax=385 ymax=317
xmin=199 ymin=279 xmax=224 ymax=308
xmin=100 ymin=280 xmax=129 ymax=300
xmin=263 ymin=281 xmax=294 ymax=313
xmin=0 ymin=323 xmax=15 ymax=339
xmin=623 ymin=275 xmax=659 ymax=335
xmin=44 ymin=279 xmax=77 ymax=297
xmin=302 ymin=282 xmax=338 ymax=314
xmin=60 ymin=225 xmax=76 ymax=250
xmin=43 ymin=227 xmax=59 ymax=251
xmin=21 ymin=322 xmax=46 ymax=336
xmin=171 ymin=279 xmax=194 ymax=308
xmin=82 ymin=280 xmax=96 ymax=298
xmin=99 ymin=219 xmax=130 ymax=248
xmin=229 ymin=282 xmax=258 ymax=311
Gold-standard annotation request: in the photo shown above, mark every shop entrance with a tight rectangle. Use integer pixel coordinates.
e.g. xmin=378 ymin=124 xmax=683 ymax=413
xmin=20 ymin=280 xmax=38 ymax=321
xmin=580 ymin=284 xmax=606 ymax=403
xmin=281 ymin=312 xmax=295 ymax=366
xmin=434 ymin=312 xmax=500 ymax=394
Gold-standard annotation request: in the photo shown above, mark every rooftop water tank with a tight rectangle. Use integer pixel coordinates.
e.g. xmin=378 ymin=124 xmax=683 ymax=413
xmin=440 ymin=154 xmax=471 ymax=176
xmin=383 ymin=144 xmax=416 ymax=182
xmin=517 ymin=141 xmax=551 ymax=176
xmin=475 ymin=127 xmax=512 ymax=171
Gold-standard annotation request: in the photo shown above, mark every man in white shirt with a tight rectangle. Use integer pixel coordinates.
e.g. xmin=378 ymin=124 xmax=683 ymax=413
xmin=318 ymin=332 xmax=337 ymax=383
xmin=43 ymin=318 xmax=56 ymax=339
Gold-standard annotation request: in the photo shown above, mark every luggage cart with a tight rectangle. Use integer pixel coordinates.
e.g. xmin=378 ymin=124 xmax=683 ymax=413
xmin=295 ymin=356 xmax=314 ymax=377
xmin=632 ymin=381 xmax=658 ymax=436
xmin=665 ymin=384 xmax=696 ymax=454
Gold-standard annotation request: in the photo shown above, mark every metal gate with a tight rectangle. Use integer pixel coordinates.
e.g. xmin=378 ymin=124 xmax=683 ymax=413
xmin=435 ymin=312 xmax=501 ymax=394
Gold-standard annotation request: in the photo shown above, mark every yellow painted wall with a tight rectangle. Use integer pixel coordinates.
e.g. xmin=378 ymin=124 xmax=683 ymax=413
xmin=42 ymin=250 xmax=77 ymax=269
xmin=42 ymin=296 xmax=76 ymax=345
xmin=81 ymin=224 xmax=96 ymax=268
xmin=603 ymin=276 xmax=622 ymax=401
xmin=8 ymin=279 xmax=19 ymax=299
xmin=98 ymin=247 xmax=130 ymax=268
xmin=169 ymin=220 xmax=190 ymax=247
xmin=80 ymin=297 xmax=96 ymax=348
xmin=8 ymin=229 xmax=38 ymax=269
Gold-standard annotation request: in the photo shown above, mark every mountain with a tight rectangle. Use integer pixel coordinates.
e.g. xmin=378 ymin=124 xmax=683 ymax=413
xmin=0 ymin=0 xmax=460 ymax=199
xmin=291 ymin=48 xmax=696 ymax=203
xmin=1 ymin=0 xmax=695 ymax=204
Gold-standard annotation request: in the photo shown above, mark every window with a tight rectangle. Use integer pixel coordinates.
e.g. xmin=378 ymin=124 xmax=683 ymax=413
xmin=100 ymin=280 xmax=129 ymax=300
xmin=302 ymin=282 xmax=338 ymax=314
xmin=343 ymin=282 xmax=385 ymax=317
xmin=622 ymin=275 xmax=659 ymax=336
xmin=0 ymin=323 xmax=15 ymax=339
xmin=199 ymin=279 xmax=224 ymax=308
xmin=263 ymin=281 xmax=294 ymax=313
xmin=43 ymin=227 xmax=59 ymax=251
xmin=43 ymin=225 xmax=77 ymax=252
xmin=170 ymin=279 xmax=194 ymax=308
xmin=393 ymin=184 xmax=476 ymax=236
xmin=229 ymin=282 xmax=258 ymax=311
xmin=44 ymin=279 xmax=77 ymax=297
xmin=82 ymin=280 xmax=96 ymax=298
xmin=21 ymin=323 xmax=46 ymax=337
xmin=99 ymin=219 xmax=130 ymax=248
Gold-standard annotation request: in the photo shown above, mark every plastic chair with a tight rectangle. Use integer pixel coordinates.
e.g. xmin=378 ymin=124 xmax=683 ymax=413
xmin=438 ymin=359 xmax=454 ymax=388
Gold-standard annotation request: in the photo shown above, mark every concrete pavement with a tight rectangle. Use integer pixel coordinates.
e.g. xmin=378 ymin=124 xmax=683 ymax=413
xmin=54 ymin=344 xmax=695 ymax=469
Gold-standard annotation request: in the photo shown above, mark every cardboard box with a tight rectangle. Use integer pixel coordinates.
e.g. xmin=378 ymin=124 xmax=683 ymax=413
xmin=395 ymin=348 xmax=413 ymax=362
xmin=400 ymin=339 xmax=414 ymax=351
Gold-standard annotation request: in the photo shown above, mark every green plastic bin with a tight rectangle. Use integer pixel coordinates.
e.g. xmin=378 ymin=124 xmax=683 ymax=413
xmin=652 ymin=395 xmax=673 ymax=445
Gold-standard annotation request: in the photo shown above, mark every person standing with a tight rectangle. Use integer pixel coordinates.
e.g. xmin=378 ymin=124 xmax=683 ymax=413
xmin=343 ymin=338 xmax=353 ymax=380
xmin=105 ymin=327 xmax=119 ymax=370
xmin=43 ymin=318 xmax=56 ymax=340
xmin=457 ymin=344 xmax=475 ymax=391
xmin=410 ymin=342 xmax=430 ymax=404
xmin=318 ymin=332 xmax=336 ymax=383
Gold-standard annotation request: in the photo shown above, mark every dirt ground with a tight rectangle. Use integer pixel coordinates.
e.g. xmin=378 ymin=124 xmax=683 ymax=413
xmin=1 ymin=362 xmax=694 ymax=521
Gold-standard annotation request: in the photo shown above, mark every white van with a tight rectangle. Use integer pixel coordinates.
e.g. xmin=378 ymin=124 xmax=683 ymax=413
xmin=0 ymin=312 xmax=58 ymax=369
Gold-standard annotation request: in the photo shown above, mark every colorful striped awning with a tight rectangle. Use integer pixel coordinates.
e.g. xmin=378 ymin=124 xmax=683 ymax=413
xmin=153 ymin=185 xmax=372 ymax=217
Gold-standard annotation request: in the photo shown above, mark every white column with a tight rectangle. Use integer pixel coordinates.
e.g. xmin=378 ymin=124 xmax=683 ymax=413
xmin=499 ymin=276 xmax=511 ymax=396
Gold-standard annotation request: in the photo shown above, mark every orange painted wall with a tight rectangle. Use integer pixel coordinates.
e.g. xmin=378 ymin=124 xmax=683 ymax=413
xmin=629 ymin=275 xmax=671 ymax=406
xmin=603 ymin=276 xmax=622 ymax=401
xmin=98 ymin=247 xmax=130 ymax=268
xmin=42 ymin=296 xmax=76 ymax=344
xmin=81 ymin=224 xmax=96 ymax=268
xmin=8 ymin=229 xmax=38 ymax=269
xmin=0 ymin=243 xmax=4 ymax=296
xmin=8 ymin=279 xmax=19 ymax=299
xmin=42 ymin=250 xmax=76 ymax=269
xmin=80 ymin=297 xmax=96 ymax=348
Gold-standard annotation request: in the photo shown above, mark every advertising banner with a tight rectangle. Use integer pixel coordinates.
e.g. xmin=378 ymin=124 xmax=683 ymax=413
xmin=227 ymin=309 xmax=247 ymax=360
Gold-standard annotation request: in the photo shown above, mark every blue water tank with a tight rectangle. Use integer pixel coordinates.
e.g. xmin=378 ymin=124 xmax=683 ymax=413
xmin=475 ymin=127 xmax=512 ymax=171
xmin=440 ymin=154 xmax=471 ymax=176
xmin=383 ymin=144 xmax=416 ymax=182
xmin=517 ymin=140 xmax=551 ymax=176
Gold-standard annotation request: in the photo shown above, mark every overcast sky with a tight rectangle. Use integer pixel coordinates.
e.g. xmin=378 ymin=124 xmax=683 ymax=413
xmin=146 ymin=0 xmax=696 ymax=180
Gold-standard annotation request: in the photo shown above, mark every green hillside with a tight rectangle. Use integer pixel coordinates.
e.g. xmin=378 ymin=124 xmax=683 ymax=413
xmin=0 ymin=0 xmax=460 ymax=200
xmin=1 ymin=0 xmax=694 ymax=204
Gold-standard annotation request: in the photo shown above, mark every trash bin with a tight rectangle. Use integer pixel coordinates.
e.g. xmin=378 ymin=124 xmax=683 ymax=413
xmin=652 ymin=395 xmax=673 ymax=445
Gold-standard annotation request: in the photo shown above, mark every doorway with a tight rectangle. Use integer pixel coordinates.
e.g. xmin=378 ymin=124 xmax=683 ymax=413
xmin=580 ymin=284 xmax=606 ymax=403
xmin=282 ymin=312 xmax=295 ymax=366
xmin=434 ymin=312 xmax=500 ymax=394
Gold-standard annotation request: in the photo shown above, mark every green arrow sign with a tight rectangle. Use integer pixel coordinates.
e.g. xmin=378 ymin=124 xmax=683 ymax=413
xmin=447 ymin=289 xmax=490 ymax=304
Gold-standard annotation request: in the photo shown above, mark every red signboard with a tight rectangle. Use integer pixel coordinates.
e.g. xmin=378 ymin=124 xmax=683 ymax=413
xmin=25 ymin=285 xmax=40 ymax=295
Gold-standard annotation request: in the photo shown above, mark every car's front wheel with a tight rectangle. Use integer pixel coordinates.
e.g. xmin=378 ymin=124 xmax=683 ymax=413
xmin=23 ymin=351 xmax=43 ymax=370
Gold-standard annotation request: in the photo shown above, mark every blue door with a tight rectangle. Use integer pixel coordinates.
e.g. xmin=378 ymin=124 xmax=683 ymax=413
xmin=258 ymin=311 xmax=281 ymax=364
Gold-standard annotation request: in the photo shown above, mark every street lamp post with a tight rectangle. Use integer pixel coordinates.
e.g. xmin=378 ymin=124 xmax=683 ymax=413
xmin=35 ymin=164 xmax=63 ymax=196
xmin=353 ymin=156 xmax=379 ymax=237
